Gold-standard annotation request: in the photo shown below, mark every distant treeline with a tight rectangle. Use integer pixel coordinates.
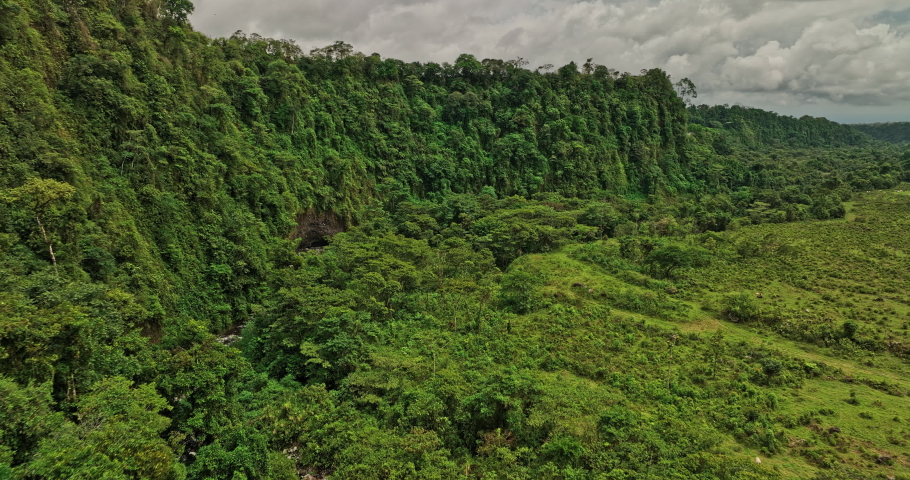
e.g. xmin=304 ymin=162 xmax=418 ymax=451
xmin=851 ymin=122 xmax=910 ymax=144
xmin=688 ymin=104 xmax=871 ymax=150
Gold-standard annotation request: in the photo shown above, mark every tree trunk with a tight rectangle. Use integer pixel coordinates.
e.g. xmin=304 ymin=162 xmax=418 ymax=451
xmin=35 ymin=214 xmax=59 ymax=275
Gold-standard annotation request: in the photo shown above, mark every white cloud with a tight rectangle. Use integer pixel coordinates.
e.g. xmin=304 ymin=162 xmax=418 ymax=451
xmin=715 ymin=19 xmax=910 ymax=105
xmin=190 ymin=0 xmax=910 ymax=119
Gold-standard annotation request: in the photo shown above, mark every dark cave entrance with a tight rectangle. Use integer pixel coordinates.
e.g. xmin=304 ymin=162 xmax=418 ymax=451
xmin=294 ymin=209 xmax=346 ymax=252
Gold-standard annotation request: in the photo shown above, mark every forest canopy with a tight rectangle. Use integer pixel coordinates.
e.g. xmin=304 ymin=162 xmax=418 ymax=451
xmin=2 ymin=0 xmax=910 ymax=478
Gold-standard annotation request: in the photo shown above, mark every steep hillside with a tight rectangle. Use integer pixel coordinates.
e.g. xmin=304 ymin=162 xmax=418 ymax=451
xmin=0 ymin=0 xmax=695 ymax=333
xmin=2 ymin=0 xmax=903 ymax=331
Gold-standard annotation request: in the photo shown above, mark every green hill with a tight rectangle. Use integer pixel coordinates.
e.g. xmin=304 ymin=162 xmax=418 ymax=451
xmin=2 ymin=0 xmax=910 ymax=478
xmin=689 ymin=104 xmax=872 ymax=150
xmin=852 ymin=122 xmax=910 ymax=144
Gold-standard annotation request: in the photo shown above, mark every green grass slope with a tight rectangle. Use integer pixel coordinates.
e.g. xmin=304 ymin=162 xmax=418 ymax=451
xmin=510 ymin=187 xmax=910 ymax=478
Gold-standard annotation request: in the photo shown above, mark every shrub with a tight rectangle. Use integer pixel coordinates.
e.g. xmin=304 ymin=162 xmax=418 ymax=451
xmin=721 ymin=291 xmax=761 ymax=323
xmin=498 ymin=264 xmax=546 ymax=314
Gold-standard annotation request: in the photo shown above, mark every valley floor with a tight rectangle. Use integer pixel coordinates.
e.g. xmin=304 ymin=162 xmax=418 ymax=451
xmin=506 ymin=188 xmax=910 ymax=478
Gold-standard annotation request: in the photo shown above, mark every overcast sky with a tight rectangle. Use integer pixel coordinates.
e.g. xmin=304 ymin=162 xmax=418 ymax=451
xmin=189 ymin=0 xmax=910 ymax=123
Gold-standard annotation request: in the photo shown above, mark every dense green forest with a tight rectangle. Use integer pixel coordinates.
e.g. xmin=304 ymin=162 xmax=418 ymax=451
xmin=851 ymin=123 xmax=910 ymax=144
xmin=2 ymin=0 xmax=910 ymax=478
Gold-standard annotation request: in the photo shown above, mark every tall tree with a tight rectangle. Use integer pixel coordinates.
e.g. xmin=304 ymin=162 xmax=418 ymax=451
xmin=1 ymin=178 xmax=75 ymax=275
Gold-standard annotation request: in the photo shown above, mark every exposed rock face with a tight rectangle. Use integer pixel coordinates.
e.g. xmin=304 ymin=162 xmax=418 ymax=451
xmin=294 ymin=210 xmax=345 ymax=251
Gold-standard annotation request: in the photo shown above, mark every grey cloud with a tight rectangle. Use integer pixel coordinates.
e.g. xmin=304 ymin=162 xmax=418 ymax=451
xmin=190 ymin=0 xmax=910 ymax=119
xmin=496 ymin=27 xmax=525 ymax=49
xmin=718 ymin=20 xmax=910 ymax=104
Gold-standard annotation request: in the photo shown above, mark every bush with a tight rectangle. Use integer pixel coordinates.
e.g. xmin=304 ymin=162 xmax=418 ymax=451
xmin=721 ymin=291 xmax=761 ymax=323
xmin=498 ymin=264 xmax=546 ymax=314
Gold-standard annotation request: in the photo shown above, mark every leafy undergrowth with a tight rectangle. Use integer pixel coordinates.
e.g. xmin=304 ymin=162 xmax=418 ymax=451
xmin=4 ymin=189 xmax=909 ymax=479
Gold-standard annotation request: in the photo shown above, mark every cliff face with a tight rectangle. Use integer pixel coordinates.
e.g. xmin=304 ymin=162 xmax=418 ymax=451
xmin=0 ymin=0 xmax=699 ymax=327
xmin=1 ymin=0 xmax=694 ymax=210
